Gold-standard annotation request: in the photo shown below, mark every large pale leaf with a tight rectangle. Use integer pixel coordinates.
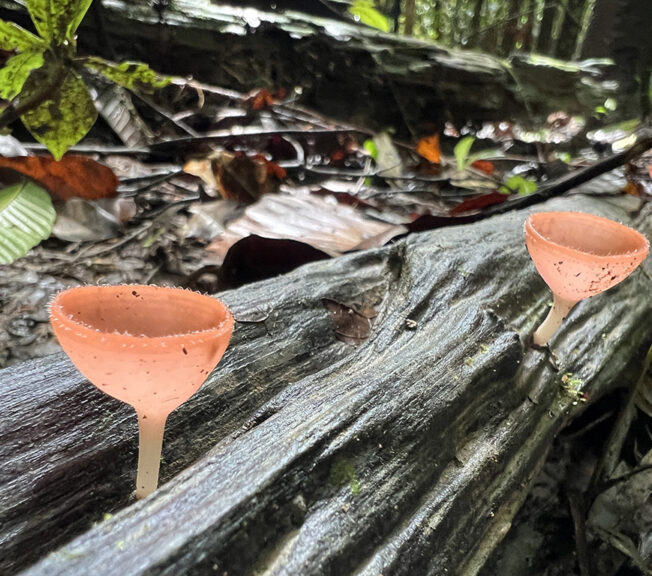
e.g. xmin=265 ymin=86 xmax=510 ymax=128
xmin=82 ymin=57 xmax=170 ymax=93
xmin=0 ymin=19 xmax=46 ymax=50
xmin=20 ymin=67 xmax=97 ymax=160
xmin=0 ymin=50 xmax=44 ymax=100
xmin=0 ymin=181 xmax=55 ymax=264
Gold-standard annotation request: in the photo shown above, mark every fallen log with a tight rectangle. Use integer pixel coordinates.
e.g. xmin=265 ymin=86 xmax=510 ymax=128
xmin=1 ymin=192 xmax=650 ymax=575
xmin=0 ymin=0 xmax=620 ymax=135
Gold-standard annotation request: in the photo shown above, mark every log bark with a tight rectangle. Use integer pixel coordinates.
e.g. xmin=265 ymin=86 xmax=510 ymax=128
xmin=1 ymin=192 xmax=650 ymax=575
xmin=0 ymin=0 xmax=621 ymax=136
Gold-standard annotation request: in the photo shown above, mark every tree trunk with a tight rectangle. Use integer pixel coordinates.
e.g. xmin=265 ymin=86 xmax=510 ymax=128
xmin=499 ymin=0 xmax=520 ymax=55
xmin=2 ymin=192 xmax=651 ymax=576
xmin=579 ymin=0 xmax=616 ymax=57
xmin=0 ymin=0 xmax=621 ymax=135
xmin=555 ymin=0 xmax=588 ymax=60
xmin=535 ymin=1 xmax=557 ymax=55
xmin=468 ymin=0 xmax=485 ymax=47
xmin=403 ymin=0 xmax=416 ymax=35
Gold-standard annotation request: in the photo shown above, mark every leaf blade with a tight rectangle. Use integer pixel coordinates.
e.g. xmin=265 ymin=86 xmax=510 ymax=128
xmin=20 ymin=67 xmax=97 ymax=160
xmin=82 ymin=56 xmax=170 ymax=93
xmin=454 ymin=136 xmax=475 ymax=172
xmin=0 ymin=19 xmax=46 ymax=50
xmin=0 ymin=49 xmax=44 ymax=100
xmin=0 ymin=181 xmax=55 ymax=264
xmin=66 ymin=0 xmax=93 ymax=41
xmin=25 ymin=0 xmax=52 ymax=43
xmin=348 ymin=0 xmax=390 ymax=32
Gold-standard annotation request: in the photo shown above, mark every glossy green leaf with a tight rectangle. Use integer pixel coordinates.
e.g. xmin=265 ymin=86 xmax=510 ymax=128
xmin=25 ymin=0 xmax=51 ymax=43
xmin=25 ymin=0 xmax=92 ymax=45
xmin=348 ymin=0 xmax=390 ymax=32
xmin=499 ymin=175 xmax=538 ymax=196
xmin=66 ymin=0 xmax=93 ymax=41
xmin=20 ymin=67 xmax=97 ymax=160
xmin=82 ymin=57 xmax=170 ymax=93
xmin=0 ymin=50 xmax=44 ymax=100
xmin=0 ymin=181 xmax=55 ymax=264
xmin=454 ymin=136 xmax=475 ymax=172
xmin=0 ymin=19 xmax=46 ymax=50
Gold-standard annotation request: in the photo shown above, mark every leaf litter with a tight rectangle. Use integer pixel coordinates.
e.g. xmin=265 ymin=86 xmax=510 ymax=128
xmin=0 ymin=36 xmax=650 ymax=576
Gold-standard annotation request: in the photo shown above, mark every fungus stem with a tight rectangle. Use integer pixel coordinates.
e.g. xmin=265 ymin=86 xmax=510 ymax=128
xmin=533 ymin=294 xmax=577 ymax=346
xmin=135 ymin=411 xmax=167 ymax=499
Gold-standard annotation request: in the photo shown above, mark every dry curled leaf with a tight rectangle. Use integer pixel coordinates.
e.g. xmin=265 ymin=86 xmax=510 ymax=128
xmin=184 ymin=151 xmax=285 ymax=203
xmin=322 ymin=298 xmax=376 ymax=345
xmin=0 ymin=155 xmax=118 ymax=202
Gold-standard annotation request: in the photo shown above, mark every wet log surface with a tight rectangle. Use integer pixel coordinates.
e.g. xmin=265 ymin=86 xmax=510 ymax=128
xmin=2 ymin=192 xmax=651 ymax=575
xmin=0 ymin=0 xmax=618 ymax=135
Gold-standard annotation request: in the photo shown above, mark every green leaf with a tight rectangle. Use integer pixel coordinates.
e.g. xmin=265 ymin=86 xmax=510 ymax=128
xmin=348 ymin=0 xmax=390 ymax=32
xmin=25 ymin=0 xmax=52 ymax=43
xmin=0 ymin=50 xmax=44 ymax=100
xmin=25 ymin=0 xmax=92 ymax=45
xmin=499 ymin=175 xmax=538 ymax=196
xmin=20 ymin=67 xmax=97 ymax=160
xmin=363 ymin=138 xmax=379 ymax=161
xmin=0 ymin=19 xmax=46 ymax=51
xmin=66 ymin=0 xmax=93 ymax=41
xmin=0 ymin=181 xmax=55 ymax=264
xmin=82 ymin=57 xmax=170 ymax=93
xmin=454 ymin=136 xmax=475 ymax=172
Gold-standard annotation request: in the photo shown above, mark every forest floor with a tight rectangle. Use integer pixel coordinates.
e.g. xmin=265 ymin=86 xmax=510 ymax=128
xmin=1 ymin=77 xmax=651 ymax=575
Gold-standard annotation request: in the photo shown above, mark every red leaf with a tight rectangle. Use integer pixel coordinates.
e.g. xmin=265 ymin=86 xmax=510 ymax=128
xmin=470 ymin=160 xmax=494 ymax=174
xmin=449 ymin=191 xmax=507 ymax=215
xmin=248 ymin=89 xmax=279 ymax=110
xmin=251 ymin=154 xmax=287 ymax=179
xmin=0 ymin=155 xmax=118 ymax=202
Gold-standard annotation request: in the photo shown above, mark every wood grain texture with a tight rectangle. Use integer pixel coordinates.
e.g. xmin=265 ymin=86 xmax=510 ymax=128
xmin=1 ymin=193 xmax=650 ymax=575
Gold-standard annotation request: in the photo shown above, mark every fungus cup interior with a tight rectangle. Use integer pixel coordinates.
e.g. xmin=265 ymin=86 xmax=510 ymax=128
xmin=525 ymin=211 xmax=649 ymax=346
xmin=50 ymin=285 xmax=234 ymax=499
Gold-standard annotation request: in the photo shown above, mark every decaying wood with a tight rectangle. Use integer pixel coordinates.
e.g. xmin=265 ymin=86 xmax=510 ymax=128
xmin=0 ymin=0 xmax=621 ymax=135
xmin=1 ymin=192 xmax=650 ymax=575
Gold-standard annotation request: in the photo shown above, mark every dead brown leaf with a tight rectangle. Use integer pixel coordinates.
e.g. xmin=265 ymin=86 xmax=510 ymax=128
xmin=0 ymin=155 xmax=118 ymax=202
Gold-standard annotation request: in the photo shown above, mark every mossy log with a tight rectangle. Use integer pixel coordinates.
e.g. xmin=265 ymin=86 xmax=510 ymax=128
xmin=2 ymin=192 xmax=651 ymax=575
xmin=0 ymin=0 xmax=619 ymax=135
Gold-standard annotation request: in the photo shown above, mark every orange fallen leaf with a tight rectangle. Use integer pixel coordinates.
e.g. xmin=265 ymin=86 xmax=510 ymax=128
xmin=622 ymin=181 xmax=642 ymax=196
xmin=648 ymin=164 xmax=652 ymax=179
xmin=0 ymin=155 xmax=118 ymax=202
xmin=251 ymin=154 xmax=287 ymax=179
xmin=416 ymin=134 xmax=441 ymax=164
xmin=247 ymin=88 xmax=286 ymax=110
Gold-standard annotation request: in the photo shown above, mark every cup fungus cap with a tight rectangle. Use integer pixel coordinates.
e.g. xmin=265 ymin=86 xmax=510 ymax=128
xmin=525 ymin=211 xmax=649 ymax=302
xmin=525 ymin=211 xmax=649 ymax=347
xmin=50 ymin=284 xmax=234 ymax=416
xmin=50 ymin=284 xmax=234 ymax=499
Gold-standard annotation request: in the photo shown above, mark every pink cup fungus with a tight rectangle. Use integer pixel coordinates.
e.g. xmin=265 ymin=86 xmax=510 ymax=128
xmin=525 ymin=211 xmax=648 ymax=346
xmin=50 ymin=285 xmax=234 ymax=499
